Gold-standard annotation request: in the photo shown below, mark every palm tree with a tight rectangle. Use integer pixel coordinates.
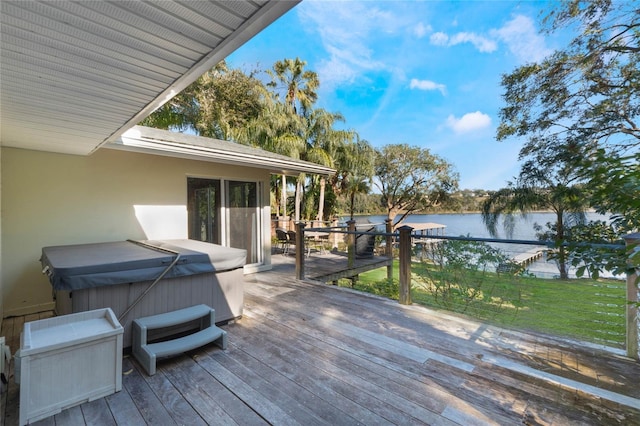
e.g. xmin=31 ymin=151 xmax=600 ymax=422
xmin=268 ymin=58 xmax=320 ymax=221
xmin=268 ymin=58 xmax=319 ymax=116
xmin=235 ymin=96 xmax=305 ymax=218
xmin=301 ymin=108 xmax=354 ymax=222
xmin=482 ymin=155 xmax=589 ymax=279
xmin=336 ymin=138 xmax=375 ymax=219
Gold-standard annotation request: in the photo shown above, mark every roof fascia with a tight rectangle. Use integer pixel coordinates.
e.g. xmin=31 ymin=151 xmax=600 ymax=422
xmin=107 ymin=133 xmax=335 ymax=177
xmin=92 ymin=0 xmax=300 ymax=154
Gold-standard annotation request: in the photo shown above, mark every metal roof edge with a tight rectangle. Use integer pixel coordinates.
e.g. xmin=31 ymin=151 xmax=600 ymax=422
xmin=106 ymin=126 xmax=335 ymax=176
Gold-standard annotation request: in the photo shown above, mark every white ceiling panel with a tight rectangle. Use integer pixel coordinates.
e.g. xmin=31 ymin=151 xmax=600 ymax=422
xmin=0 ymin=0 xmax=298 ymax=155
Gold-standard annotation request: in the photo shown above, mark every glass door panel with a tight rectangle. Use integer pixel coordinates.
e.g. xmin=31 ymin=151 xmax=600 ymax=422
xmin=227 ymin=181 xmax=259 ymax=264
xmin=187 ymin=178 xmax=221 ymax=244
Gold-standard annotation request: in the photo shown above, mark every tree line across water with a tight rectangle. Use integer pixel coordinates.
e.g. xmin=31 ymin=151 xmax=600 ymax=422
xmin=336 ymin=190 xmax=494 ymax=216
xmin=142 ymin=1 xmax=638 ymax=280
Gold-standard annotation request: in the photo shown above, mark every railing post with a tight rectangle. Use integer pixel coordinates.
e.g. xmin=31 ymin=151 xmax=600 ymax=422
xmin=295 ymin=222 xmax=306 ymax=280
xmin=385 ymin=218 xmax=393 ymax=281
xmin=331 ymin=217 xmax=339 ymax=251
xmin=398 ymin=225 xmax=413 ymax=305
xmin=347 ymin=220 xmax=355 ymax=269
xmin=624 ymin=233 xmax=640 ymax=359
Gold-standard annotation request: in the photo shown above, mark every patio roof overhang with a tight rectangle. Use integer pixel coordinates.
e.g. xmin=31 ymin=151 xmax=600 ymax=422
xmin=0 ymin=1 xmax=299 ymax=156
xmin=108 ymin=125 xmax=336 ymax=177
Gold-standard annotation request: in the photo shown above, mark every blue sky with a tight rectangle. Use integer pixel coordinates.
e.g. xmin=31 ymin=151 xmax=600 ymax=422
xmin=227 ymin=1 xmax=569 ymax=190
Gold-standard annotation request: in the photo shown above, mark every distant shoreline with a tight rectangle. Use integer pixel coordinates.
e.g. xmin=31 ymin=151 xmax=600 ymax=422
xmin=346 ymin=209 xmax=601 ymax=217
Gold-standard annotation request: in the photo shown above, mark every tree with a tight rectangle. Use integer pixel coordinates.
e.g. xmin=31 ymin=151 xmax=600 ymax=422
xmin=373 ymin=144 xmax=458 ymax=229
xmin=334 ymin=137 xmax=375 ymax=220
xmin=268 ymin=58 xmax=320 ymax=221
xmin=496 ymin=0 xmax=640 ymax=276
xmin=235 ymin=98 xmax=305 ymax=217
xmin=268 ymin=58 xmax=319 ymax=116
xmin=302 ymin=108 xmax=354 ymax=221
xmin=141 ymin=61 xmax=265 ymax=140
xmin=482 ymin=145 xmax=590 ymax=279
xmin=497 ymin=0 xmax=640 ymax=232
xmin=141 ymin=57 xmax=349 ymax=223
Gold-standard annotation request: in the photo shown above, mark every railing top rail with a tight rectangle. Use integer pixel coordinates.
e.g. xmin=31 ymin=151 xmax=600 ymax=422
xmin=305 ymin=226 xmax=343 ymax=232
xmin=302 ymin=226 xmax=625 ymax=249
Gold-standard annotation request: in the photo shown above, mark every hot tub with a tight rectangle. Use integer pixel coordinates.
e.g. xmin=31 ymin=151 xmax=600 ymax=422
xmin=41 ymin=239 xmax=246 ymax=348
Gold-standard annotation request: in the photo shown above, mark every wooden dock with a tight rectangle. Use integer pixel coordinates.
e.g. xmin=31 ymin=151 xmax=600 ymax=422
xmin=512 ymin=248 xmax=544 ymax=266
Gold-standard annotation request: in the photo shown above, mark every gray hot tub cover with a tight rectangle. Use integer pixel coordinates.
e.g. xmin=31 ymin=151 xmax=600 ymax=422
xmin=41 ymin=239 xmax=247 ymax=291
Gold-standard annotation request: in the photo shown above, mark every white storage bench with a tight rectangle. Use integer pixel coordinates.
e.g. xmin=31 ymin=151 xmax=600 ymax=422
xmin=15 ymin=308 xmax=123 ymax=426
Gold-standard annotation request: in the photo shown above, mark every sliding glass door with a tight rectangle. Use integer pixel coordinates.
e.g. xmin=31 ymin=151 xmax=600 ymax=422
xmin=187 ymin=177 xmax=261 ymax=265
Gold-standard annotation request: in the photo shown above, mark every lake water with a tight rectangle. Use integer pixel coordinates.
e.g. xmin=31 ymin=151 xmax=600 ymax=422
xmin=349 ymin=212 xmax=609 ymax=240
xmin=345 ymin=212 xmax=617 ymax=279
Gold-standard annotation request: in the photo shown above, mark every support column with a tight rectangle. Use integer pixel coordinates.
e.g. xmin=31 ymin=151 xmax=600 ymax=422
xmin=385 ymin=219 xmax=393 ymax=281
xmin=624 ymin=233 xmax=640 ymax=359
xmin=295 ymin=222 xmax=306 ymax=280
xmin=347 ymin=220 xmax=356 ymax=269
xmin=331 ymin=217 xmax=339 ymax=251
xmin=398 ymin=225 xmax=413 ymax=305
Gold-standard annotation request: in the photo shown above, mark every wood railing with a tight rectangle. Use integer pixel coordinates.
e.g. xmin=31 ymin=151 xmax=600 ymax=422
xmin=291 ymin=223 xmax=639 ymax=359
xmin=294 ymin=221 xmax=414 ymax=305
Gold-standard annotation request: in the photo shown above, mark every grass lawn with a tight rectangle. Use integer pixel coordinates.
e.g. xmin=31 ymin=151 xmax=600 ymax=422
xmin=342 ymin=260 xmax=626 ymax=348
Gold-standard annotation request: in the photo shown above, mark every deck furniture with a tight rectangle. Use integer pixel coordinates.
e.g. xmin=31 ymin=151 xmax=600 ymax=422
xmin=132 ymin=304 xmax=226 ymax=376
xmin=275 ymin=228 xmax=290 ymax=254
xmin=15 ymin=308 xmax=123 ymax=426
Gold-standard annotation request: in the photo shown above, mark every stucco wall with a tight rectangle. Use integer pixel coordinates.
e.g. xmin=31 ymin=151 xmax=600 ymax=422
xmin=0 ymin=147 xmax=3 ymax=326
xmin=1 ymin=147 xmax=271 ymax=317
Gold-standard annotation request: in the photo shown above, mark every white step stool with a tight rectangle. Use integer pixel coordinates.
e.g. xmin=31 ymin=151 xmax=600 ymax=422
xmin=132 ymin=304 xmax=227 ymax=376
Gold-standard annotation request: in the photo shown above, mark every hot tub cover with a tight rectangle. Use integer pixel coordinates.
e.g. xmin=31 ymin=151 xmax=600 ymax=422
xmin=41 ymin=239 xmax=247 ymax=291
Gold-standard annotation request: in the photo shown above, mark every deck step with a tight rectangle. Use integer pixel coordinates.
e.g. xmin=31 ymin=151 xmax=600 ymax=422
xmin=132 ymin=304 xmax=227 ymax=376
xmin=146 ymin=327 xmax=225 ymax=358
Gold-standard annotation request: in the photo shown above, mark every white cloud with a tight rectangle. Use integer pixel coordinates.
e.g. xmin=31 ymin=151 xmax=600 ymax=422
xmin=446 ymin=111 xmax=491 ymax=134
xmin=298 ymin=2 xmax=400 ymax=86
xmin=430 ymin=30 xmax=497 ymax=53
xmin=429 ymin=15 xmax=549 ymax=61
xmin=410 ymin=78 xmax=446 ymax=95
xmin=429 ymin=32 xmax=449 ymax=46
xmin=413 ymin=22 xmax=432 ymax=38
xmin=492 ymin=15 xmax=552 ymax=63
xmin=450 ymin=32 xmax=497 ymax=53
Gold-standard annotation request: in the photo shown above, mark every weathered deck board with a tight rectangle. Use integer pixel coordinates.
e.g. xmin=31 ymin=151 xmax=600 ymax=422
xmin=232 ymin=312 xmax=454 ymax=425
xmin=227 ymin=320 xmax=400 ymax=425
xmin=242 ymin=281 xmax=581 ymax=424
xmin=120 ymin=356 xmax=174 ymax=425
xmin=139 ymin=362 xmax=208 ymax=426
xmin=2 ymin=259 xmax=640 ymax=425
xmin=291 ymin=248 xmax=392 ymax=283
xmin=78 ymin=398 xmax=116 ymax=425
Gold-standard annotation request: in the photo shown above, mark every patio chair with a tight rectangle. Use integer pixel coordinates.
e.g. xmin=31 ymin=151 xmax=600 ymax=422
xmin=288 ymin=230 xmax=313 ymax=258
xmin=286 ymin=230 xmax=297 ymax=256
xmin=275 ymin=228 xmax=290 ymax=254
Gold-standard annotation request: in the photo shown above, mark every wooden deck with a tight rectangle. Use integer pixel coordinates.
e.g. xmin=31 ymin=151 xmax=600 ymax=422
xmin=3 ymin=258 xmax=640 ymax=425
xmin=297 ymin=248 xmax=392 ymax=283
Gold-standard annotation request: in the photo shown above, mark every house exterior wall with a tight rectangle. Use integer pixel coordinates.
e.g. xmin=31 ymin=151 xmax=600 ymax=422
xmin=1 ymin=147 xmax=272 ymax=317
xmin=0 ymin=147 xmax=3 ymax=326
